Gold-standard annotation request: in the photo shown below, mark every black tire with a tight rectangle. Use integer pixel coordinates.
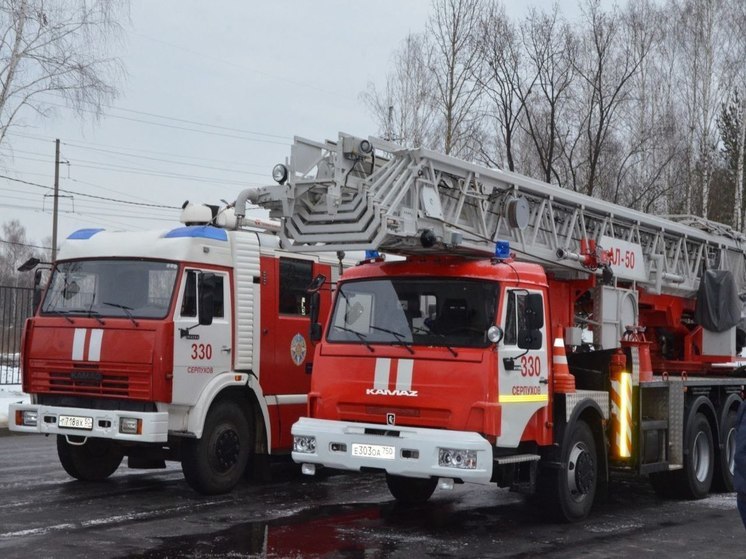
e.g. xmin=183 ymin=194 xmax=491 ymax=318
xmin=385 ymin=474 xmax=437 ymax=504
xmin=181 ymin=400 xmax=251 ymax=495
xmin=668 ymin=412 xmax=715 ymax=499
xmin=56 ymin=435 xmax=124 ymax=481
xmin=713 ymin=409 xmax=737 ymax=492
xmin=538 ymin=420 xmax=598 ymax=522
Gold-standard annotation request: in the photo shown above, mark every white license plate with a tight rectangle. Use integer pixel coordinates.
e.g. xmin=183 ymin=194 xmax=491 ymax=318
xmin=58 ymin=415 xmax=93 ymax=430
xmin=351 ymin=443 xmax=395 ymax=460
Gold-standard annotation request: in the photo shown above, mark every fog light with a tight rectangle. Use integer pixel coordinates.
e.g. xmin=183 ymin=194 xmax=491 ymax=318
xmin=119 ymin=417 xmax=142 ymax=435
xmin=438 ymin=447 xmax=477 ymax=469
xmin=17 ymin=409 xmax=37 ymax=427
xmin=293 ymin=435 xmax=317 ymax=454
xmin=438 ymin=478 xmax=454 ymax=490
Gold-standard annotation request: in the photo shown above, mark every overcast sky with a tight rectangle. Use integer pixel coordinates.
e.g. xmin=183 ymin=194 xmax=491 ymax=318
xmin=1 ymin=0 xmax=582 ymax=248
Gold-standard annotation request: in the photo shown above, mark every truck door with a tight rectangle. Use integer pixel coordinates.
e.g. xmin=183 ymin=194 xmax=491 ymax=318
xmin=260 ymin=256 xmax=323 ymax=449
xmin=172 ymin=269 xmax=232 ymax=405
xmin=496 ymin=289 xmax=549 ymax=447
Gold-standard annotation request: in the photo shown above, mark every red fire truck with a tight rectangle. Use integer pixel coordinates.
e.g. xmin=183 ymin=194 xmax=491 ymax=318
xmin=243 ymin=133 xmax=746 ymax=521
xmin=10 ymin=203 xmax=348 ymax=494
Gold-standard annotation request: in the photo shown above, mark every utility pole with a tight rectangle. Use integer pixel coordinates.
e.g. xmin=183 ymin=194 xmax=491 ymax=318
xmin=51 ymin=138 xmax=60 ymax=262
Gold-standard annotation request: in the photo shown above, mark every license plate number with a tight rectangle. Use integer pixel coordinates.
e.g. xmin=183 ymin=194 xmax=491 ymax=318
xmin=351 ymin=443 xmax=395 ymax=460
xmin=58 ymin=415 xmax=93 ymax=430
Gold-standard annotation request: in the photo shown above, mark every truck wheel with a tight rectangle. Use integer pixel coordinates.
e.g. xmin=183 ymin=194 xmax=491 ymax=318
xmin=670 ymin=412 xmax=714 ymax=499
xmin=57 ymin=435 xmax=124 ymax=481
xmin=713 ymin=409 xmax=737 ymax=492
xmin=181 ymin=400 xmax=251 ymax=495
xmin=538 ymin=420 xmax=597 ymax=522
xmin=385 ymin=474 xmax=437 ymax=504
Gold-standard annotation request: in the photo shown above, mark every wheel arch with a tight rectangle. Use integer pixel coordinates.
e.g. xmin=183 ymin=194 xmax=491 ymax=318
xmin=186 ymin=372 xmax=269 ymax=456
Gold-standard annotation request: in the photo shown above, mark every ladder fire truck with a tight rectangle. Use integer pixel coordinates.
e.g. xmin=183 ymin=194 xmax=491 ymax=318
xmin=240 ymin=132 xmax=746 ymax=521
xmin=10 ymin=203 xmax=348 ymax=495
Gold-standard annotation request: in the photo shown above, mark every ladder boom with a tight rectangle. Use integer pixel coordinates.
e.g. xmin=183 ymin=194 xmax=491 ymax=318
xmin=237 ymin=133 xmax=746 ymax=297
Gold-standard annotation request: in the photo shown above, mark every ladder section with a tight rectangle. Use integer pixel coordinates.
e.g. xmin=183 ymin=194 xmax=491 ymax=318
xmin=238 ymin=133 xmax=746 ymax=297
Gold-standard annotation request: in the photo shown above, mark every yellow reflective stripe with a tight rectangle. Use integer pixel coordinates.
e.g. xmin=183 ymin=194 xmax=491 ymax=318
xmin=499 ymin=394 xmax=549 ymax=403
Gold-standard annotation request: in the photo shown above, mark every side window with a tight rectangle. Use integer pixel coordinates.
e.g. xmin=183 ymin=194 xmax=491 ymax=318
xmin=212 ymin=275 xmax=225 ymax=318
xmin=181 ymin=271 xmax=197 ymax=317
xmin=504 ymin=291 xmax=527 ymax=346
xmin=279 ymin=258 xmax=313 ymax=315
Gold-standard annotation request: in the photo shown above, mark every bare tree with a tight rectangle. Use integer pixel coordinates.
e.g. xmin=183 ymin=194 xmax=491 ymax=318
xmin=471 ymin=1 xmax=530 ymax=172
xmin=427 ymin=0 xmax=484 ymax=157
xmin=0 ymin=0 xmax=127 ymax=146
xmin=361 ymin=34 xmax=438 ymax=148
xmin=0 ymin=219 xmax=37 ymax=286
xmin=610 ymin=0 xmax=681 ymax=213
xmin=520 ymin=4 xmax=575 ymax=186
xmin=671 ymin=0 xmax=734 ymax=220
xmin=721 ymin=0 xmax=746 ymax=229
xmin=570 ymin=0 xmax=647 ymax=198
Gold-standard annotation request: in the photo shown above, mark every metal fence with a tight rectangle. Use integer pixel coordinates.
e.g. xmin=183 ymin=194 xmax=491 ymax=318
xmin=1 ymin=285 xmax=34 ymax=385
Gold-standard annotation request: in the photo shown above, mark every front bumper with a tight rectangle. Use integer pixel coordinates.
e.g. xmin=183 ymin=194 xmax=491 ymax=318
xmin=9 ymin=403 xmax=169 ymax=443
xmin=291 ymin=417 xmax=493 ymax=484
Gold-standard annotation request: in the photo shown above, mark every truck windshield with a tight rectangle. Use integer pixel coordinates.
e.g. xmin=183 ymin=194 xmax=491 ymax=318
xmin=41 ymin=259 xmax=179 ymax=319
xmin=327 ymin=278 xmax=499 ymax=348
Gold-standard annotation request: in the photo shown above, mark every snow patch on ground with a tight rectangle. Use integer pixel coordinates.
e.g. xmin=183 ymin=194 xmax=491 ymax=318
xmin=0 ymin=383 xmax=29 ymax=430
xmin=688 ymin=493 xmax=737 ymax=510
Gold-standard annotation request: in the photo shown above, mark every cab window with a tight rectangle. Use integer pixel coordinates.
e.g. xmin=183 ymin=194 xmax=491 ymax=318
xmin=279 ymin=258 xmax=312 ymax=315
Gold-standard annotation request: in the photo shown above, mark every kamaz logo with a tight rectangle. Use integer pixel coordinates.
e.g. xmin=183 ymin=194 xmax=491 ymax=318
xmin=367 ymin=358 xmax=418 ymax=397
xmin=366 ymin=388 xmax=418 ymax=397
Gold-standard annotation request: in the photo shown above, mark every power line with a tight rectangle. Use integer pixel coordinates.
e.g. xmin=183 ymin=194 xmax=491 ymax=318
xmin=7 ymin=130 xmax=271 ymax=170
xmin=1 ymin=145 xmax=267 ymax=175
xmin=37 ymin=92 xmax=292 ymax=140
xmin=38 ymin=99 xmax=291 ymax=145
xmin=0 ymin=174 xmax=180 ymax=209
xmin=0 ymin=238 xmax=52 ymax=250
xmin=0 ymin=151 xmax=269 ymax=185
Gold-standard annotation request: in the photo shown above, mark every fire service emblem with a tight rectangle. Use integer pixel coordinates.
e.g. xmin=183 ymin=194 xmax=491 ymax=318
xmin=290 ymin=333 xmax=307 ymax=366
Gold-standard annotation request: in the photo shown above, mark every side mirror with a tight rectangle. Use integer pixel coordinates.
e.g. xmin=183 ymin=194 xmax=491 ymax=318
xmin=525 ymin=293 xmax=544 ymax=330
xmin=306 ymin=274 xmax=326 ymax=343
xmin=198 ymin=272 xmax=216 ymax=326
xmin=517 ymin=328 xmax=543 ymax=350
xmin=32 ymin=269 xmax=43 ymax=312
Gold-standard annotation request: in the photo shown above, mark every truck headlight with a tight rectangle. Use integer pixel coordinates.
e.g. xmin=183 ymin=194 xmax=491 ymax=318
xmin=16 ymin=409 xmax=38 ymax=427
xmin=119 ymin=417 xmax=142 ymax=434
xmin=438 ymin=447 xmax=477 ymax=469
xmin=293 ymin=435 xmax=317 ymax=454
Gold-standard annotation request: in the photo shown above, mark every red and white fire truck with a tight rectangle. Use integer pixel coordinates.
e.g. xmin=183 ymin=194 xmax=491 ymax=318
xmin=243 ymin=132 xmax=746 ymax=521
xmin=10 ymin=203 xmax=348 ymax=494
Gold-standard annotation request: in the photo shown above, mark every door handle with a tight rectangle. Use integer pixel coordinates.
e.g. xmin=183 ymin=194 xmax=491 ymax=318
xmin=539 ymin=377 xmax=548 ymax=384
xmin=221 ymin=346 xmax=232 ymax=353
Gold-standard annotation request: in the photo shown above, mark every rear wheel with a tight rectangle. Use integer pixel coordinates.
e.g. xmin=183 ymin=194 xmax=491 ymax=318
xmin=657 ymin=413 xmax=714 ymax=499
xmin=713 ymin=409 xmax=737 ymax=492
xmin=181 ymin=400 xmax=252 ymax=495
xmin=385 ymin=474 xmax=437 ymax=504
xmin=57 ymin=435 xmax=124 ymax=481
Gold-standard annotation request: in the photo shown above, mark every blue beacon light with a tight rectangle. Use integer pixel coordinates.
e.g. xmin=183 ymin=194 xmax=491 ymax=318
xmin=494 ymin=241 xmax=510 ymax=260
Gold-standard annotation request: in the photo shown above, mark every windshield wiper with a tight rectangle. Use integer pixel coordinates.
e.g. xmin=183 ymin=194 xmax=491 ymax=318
xmin=333 ymin=325 xmax=375 ymax=352
xmin=102 ymin=302 xmax=139 ymax=327
xmin=43 ymin=309 xmax=74 ymax=324
xmin=67 ymin=308 xmax=106 ymax=325
xmin=411 ymin=326 xmax=458 ymax=356
xmin=370 ymin=326 xmax=415 ymax=354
